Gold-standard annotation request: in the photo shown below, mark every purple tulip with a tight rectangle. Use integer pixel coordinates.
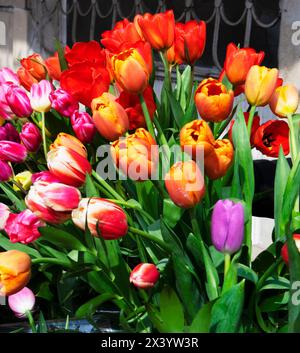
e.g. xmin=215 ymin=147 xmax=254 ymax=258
xmin=20 ymin=122 xmax=42 ymax=152
xmin=0 ymin=141 xmax=27 ymax=162
xmin=0 ymin=160 xmax=13 ymax=181
xmin=50 ymin=88 xmax=79 ymax=117
xmin=71 ymin=110 xmax=96 ymax=143
xmin=5 ymin=84 xmax=32 ymax=117
xmin=211 ymin=199 xmax=244 ymax=254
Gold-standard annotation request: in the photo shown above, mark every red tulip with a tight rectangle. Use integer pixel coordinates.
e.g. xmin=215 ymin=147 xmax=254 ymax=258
xmin=281 ymin=234 xmax=300 ymax=265
xmin=65 ymin=41 xmax=106 ymax=67
xmin=130 ymin=263 xmax=159 ymax=289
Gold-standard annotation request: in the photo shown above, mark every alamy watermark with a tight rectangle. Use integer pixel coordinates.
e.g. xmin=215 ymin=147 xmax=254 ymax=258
xmin=291 ymin=21 xmax=300 ymax=46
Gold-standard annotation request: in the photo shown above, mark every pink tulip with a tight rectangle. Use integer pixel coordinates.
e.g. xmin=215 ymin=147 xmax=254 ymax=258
xmin=0 ymin=83 xmax=15 ymax=120
xmin=0 ymin=160 xmax=13 ymax=182
xmin=0 ymin=67 xmax=20 ymax=85
xmin=20 ymin=122 xmax=42 ymax=152
xmin=5 ymin=84 xmax=32 ymax=117
xmin=0 ymin=123 xmax=20 ymax=143
xmin=47 ymin=146 xmax=92 ymax=187
xmin=129 ymin=263 xmax=160 ymax=289
xmin=0 ymin=202 xmax=10 ymax=230
xmin=31 ymin=171 xmax=62 ymax=184
xmin=0 ymin=141 xmax=27 ymax=162
xmin=49 ymin=88 xmax=79 ymax=117
xmin=4 ymin=209 xmax=45 ymax=244
xmin=30 ymin=80 xmax=53 ymax=113
xmin=8 ymin=287 xmax=35 ymax=318
xmin=71 ymin=110 xmax=96 ymax=144
xmin=25 ymin=181 xmax=81 ymax=224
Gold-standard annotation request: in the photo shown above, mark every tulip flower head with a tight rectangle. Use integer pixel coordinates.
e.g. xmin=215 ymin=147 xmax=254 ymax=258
xmin=51 ymin=132 xmax=87 ymax=158
xmin=0 ymin=123 xmax=20 ymax=143
xmin=211 ymin=199 xmax=244 ymax=254
xmin=281 ymin=234 xmax=300 ymax=265
xmin=0 ymin=202 xmax=10 ymax=230
xmin=0 ymin=67 xmax=20 ymax=85
xmin=71 ymin=111 xmax=96 ymax=144
xmin=49 ymin=88 xmax=79 ymax=117
xmin=269 ymin=84 xmax=299 ymax=118
xmin=8 ymin=287 xmax=35 ymax=318
xmin=12 ymin=171 xmax=32 ymax=192
xmin=31 ymin=171 xmax=62 ymax=184
xmin=5 ymin=84 xmax=32 ymax=118
xmin=130 ymin=263 xmax=160 ymax=289
xmin=0 ymin=160 xmax=13 ymax=182
xmin=20 ymin=122 xmax=42 ymax=152
xmin=0 ymin=141 xmax=27 ymax=163
xmin=30 ymin=79 xmax=53 ymax=113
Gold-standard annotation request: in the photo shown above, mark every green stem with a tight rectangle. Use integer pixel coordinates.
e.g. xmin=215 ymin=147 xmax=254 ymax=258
xmin=92 ymin=170 xmax=124 ymax=202
xmin=26 ymin=310 xmax=37 ymax=333
xmin=247 ymin=105 xmax=256 ymax=137
xmin=41 ymin=112 xmax=48 ymax=161
xmin=128 ymin=226 xmax=171 ymax=253
xmin=32 ymin=257 xmax=73 ymax=269
xmin=159 ymin=51 xmax=171 ymax=90
xmin=139 ymin=93 xmax=156 ymax=141
xmin=224 ymin=253 xmax=231 ymax=277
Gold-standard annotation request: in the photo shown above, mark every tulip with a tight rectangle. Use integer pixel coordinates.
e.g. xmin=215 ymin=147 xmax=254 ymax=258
xmin=26 ymin=181 xmax=81 ymax=224
xmin=252 ymin=120 xmax=289 ymax=157
xmin=211 ymin=199 xmax=244 ymax=254
xmin=64 ymin=40 xmax=105 ymax=67
xmin=20 ymin=122 xmax=42 ymax=152
xmin=179 ymin=119 xmax=215 ymax=159
xmin=50 ymin=132 xmax=87 ymax=158
xmin=111 ymin=48 xmax=149 ymax=94
xmin=281 ymin=234 xmax=300 ymax=265
xmin=166 ymin=43 xmax=182 ymax=66
xmin=30 ymin=80 xmax=53 ymax=113
xmin=0 ymin=67 xmax=20 ymax=85
xmin=0 ymin=160 xmax=13 ymax=182
xmin=91 ymin=93 xmax=129 ymax=141
xmin=8 ymin=287 xmax=35 ymax=318
xmin=47 ymin=146 xmax=92 ymax=187
xmin=224 ymin=43 xmax=264 ymax=85
xmin=0 ymin=123 xmax=20 ymax=143
xmin=165 ymin=160 xmax=205 ymax=208
xmin=45 ymin=52 xmax=62 ymax=81
xmin=195 ymin=78 xmax=234 ymax=122
xmin=111 ymin=128 xmax=158 ymax=181
xmin=245 ymin=65 xmax=279 ymax=106
xmin=49 ymin=88 xmax=79 ymax=117
xmin=70 ymin=110 xmax=96 ymax=144
xmin=173 ymin=20 xmax=206 ymax=65
xmin=0 ymin=249 xmax=31 ymax=296
xmin=20 ymin=53 xmax=46 ymax=81
xmin=5 ymin=209 xmax=45 ymax=244
xmin=219 ymin=69 xmax=244 ymax=97
xmin=17 ymin=67 xmax=38 ymax=91
xmin=72 ymin=197 xmax=128 ymax=240
xmin=0 ymin=82 xmax=15 ymax=120
xmin=135 ymin=10 xmax=175 ymax=50
xmin=12 ymin=171 xmax=32 ymax=192
xmin=205 ymin=139 xmax=234 ymax=180
xmin=0 ymin=202 xmax=10 ymax=230
xmin=31 ymin=171 xmax=62 ymax=184
xmin=5 ymin=84 xmax=32 ymax=117
xmin=0 ymin=141 xmax=27 ymax=162
xmin=129 ymin=263 xmax=160 ymax=289
xmin=269 ymin=84 xmax=299 ymax=118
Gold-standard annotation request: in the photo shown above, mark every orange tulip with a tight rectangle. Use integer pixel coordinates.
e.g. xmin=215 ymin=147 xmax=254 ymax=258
xmin=17 ymin=67 xmax=38 ymax=91
xmin=205 ymin=139 xmax=234 ymax=180
xmin=195 ymin=78 xmax=234 ymax=122
xmin=165 ymin=160 xmax=205 ymax=208
xmin=245 ymin=65 xmax=279 ymax=106
xmin=134 ymin=10 xmax=175 ymax=51
xmin=0 ymin=250 xmax=31 ymax=296
xmin=20 ymin=53 xmax=46 ymax=81
xmin=45 ymin=52 xmax=62 ymax=81
xmin=111 ymin=49 xmax=149 ymax=94
xmin=50 ymin=132 xmax=87 ymax=158
xmin=180 ymin=119 xmax=215 ymax=159
xmin=91 ymin=92 xmax=129 ymax=141
xmin=269 ymin=84 xmax=299 ymax=118
xmin=111 ymin=128 xmax=158 ymax=181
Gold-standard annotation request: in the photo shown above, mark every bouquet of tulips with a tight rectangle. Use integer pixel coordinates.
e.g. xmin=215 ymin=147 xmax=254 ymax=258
xmin=0 ymin=9 xmax=299 ymax=333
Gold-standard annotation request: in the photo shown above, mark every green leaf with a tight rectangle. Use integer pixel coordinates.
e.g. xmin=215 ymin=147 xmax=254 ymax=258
xmin=54 ymin=38 xmax=68 ymax=71
xmin=210 ymin=280 xmax=245 ymax=333
xmin=85 ymin=173 xmax=99 ymax=197
xmin=0 ymin=183 xmax=26 ymax=211
xmin=167 ymin=90 xmax=184 ymax=129
xmin=221 ymin=72 xmax=233 ymax=91
xmin=76 ymin=293 xmax=120 ymax=319
xmin=188 ymin=301 xmax=213 ymax=333
xmin=39 ymin=226 xmax=87 ymax=252
xmin=163 ymin=198 xmax=184 ymax=228
xmin=237 ymin=263 xmax=258 ymax=284
xmin=37 ymin=312 xmax=48 ymax=333
xmin=179 ymin=65 xmax=192 ymax=111
xmin=0 ymin=232 xmax=41 ymax=258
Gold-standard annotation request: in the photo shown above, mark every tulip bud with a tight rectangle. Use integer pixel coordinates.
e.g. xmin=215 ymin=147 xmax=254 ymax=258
xmin=0 ymin=250 xmax=31 ymax=296
xmin=111 ymin=128 xmax=158 ymax=181
xmin=0 ymin=82 xmax=16 ymax=120
xmin=8 ymin=287 xmax=35 ymax=318
xmin=0 ymin=141 xmax=27 ymax=162
xmin=71 ymin=110 xmax=96 ymax=144
xmin=0 ymin=67 xmax=20 ymax=85
xmin=20 ymin=122 xmax=42 ymax=152
xmin=49 ymin=88 xmax=79 ymax=117
xmin=17 ymin=67 xmax=38 ymax=91
xmin=111 ymin=49 xmax=149 ymax=94
xmin=12 ymin=171 xmax=32 ymax=192
xmin=205 ymin=139 xmax=234 ymax=180
xmin=72 ymin=197 xmax=128 ymax=240
xmin=281 ymin=234 xmax=300 ymax=265
xmin=269 ymin=84 xmax=299 ymax=118
xmin=31 ymin=171 xmax=62 ymax=184
xmin=47 ymin=146 xmax=92 ymax=187
xmin=195 ymin=78 xmax=234 ymax=122
xmin=20 ymin=53 xmax=46 ymax=81
xmin=45 ymin=53 xmax=62 ymax=81
xmin=30 ymin=80 xmax=53 ymax=113
xmin=91 ymin=93 xmax=129 ymax=141
xmin=1 ymin=123 xmax=20 ymax=143
xmin=5 ymin=209 xmax=45 ymax=244
xmin=0 ymin=202 xmax=10 ymax=230
xmin=5 ymin=84 xmax=32 ymax=117
xmin=165 ymin=160 xmax=205 ymax=208
xmin=211 ymin=199 xmax=244 ymax=254
xmin=26 ymin=181 xmax=81 ymax=224
xmin=0 ymin=160 xmax=13 ymax=182
xmin=129 ymin=263 xmax=160 ymax=289
xmin=245 ymin=65 xmax=279 ymax=106
xmin=51 ymin=132 xmax=87 ymax=158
